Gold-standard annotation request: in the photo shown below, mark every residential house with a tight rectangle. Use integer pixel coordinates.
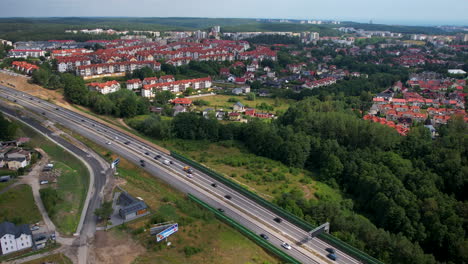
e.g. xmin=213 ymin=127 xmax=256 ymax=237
xmin=88 ymin=80 xmax=121 ymax=95
xmin=233 ymin=102 xmax=245 ymax=112
xmin=173 ymin=105 xmax=187 ymax=116
xmin=126 ymin=79 xmax=142 ymax=90
xmin=202 ymin=108 xmax=215 ymax=118
xmin=118 ymin=192 xmax=148 ymax=220
xmin=172 ymin=98 xmax=192 ymax=107
xmin=0 ymin=222 xmax=33 ymax=255
xmin=8 ymin=49 xmax=45 ymax=58
xmin=229 ymin=112 xmax=241 ymax=121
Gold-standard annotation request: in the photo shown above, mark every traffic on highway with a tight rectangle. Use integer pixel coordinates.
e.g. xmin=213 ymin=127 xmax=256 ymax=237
xmin=0 ymin=85 xmax=361 ymax=264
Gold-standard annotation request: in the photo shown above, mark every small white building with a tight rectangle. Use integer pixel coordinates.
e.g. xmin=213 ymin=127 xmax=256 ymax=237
xmin=0 ymin=222 xmax=33 ymax=255
xmin=88 ymin=80 xmax=121 ymax=95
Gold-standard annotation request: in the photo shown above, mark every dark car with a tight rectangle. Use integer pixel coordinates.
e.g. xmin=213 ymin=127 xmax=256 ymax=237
xmin=224 ymin=195 xmax=232 ymax=200
xmin=217 ymin=208 xmax=224 ymax=213
xmin=13 ymin=99 xmax=17 ymax=102
xmin=41 ymin=112 xmax=45 ymax=115
xmin=259 ymin=234 xmax=269 ymax=240
xmin=326 ymin=248 xmax=335 ymax=254
xmin=81 ymin=119 xmax=85 ymax=122
xmin=274 ymin=217 xmax=282 ymax=223
xmin=327 ymin=253 xmax=337 ymax=261
xmin=169 ymin=160 xmax=174 ymax=164
xmin=154 ymin=156 xmax=159 ymax=160
xmin=211 ymin=183 xmax=217 ymax=187
xmin=140 ymin=159 xmax=145 ymax=163
xmin=145 ymin=152 xmax=150 ymax=155
xmin=156 ymin=154 xmax=161 ymax=158
xmin=124 ymin=141 xmax=130 ymax=145
xmin=141 ymin=163 xmax=145 ymax=167
xmin=55 ymin=108 xmax=59 ymax=110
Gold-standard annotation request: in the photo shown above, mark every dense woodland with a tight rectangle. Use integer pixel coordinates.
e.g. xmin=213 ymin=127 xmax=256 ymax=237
xmin=128 ymin=96 xmax=468 ymax=264
xmin=0 ymin=112 xmax=18 ymax=141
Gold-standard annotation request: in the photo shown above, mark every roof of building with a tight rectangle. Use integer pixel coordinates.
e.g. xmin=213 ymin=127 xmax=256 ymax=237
xmin=120 ymin=201 xmax=147 ymax=215
xmin=0 ymin=222 xmax=32 ymax=238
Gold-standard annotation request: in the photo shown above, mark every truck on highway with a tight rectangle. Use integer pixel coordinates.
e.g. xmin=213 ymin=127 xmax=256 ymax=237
xmin=183 ymin=166 xmax=193 ymax=174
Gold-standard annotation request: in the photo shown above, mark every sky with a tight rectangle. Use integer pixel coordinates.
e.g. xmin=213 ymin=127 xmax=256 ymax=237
xmin=0 ymin=0 xmax=467 ymax=26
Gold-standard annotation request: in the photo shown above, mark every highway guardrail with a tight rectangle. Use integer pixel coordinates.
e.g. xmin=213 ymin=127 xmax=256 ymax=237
xmin=188 ymin=193 xmax=301 ymax=264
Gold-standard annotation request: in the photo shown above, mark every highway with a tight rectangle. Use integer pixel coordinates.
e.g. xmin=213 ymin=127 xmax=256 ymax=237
xmin=0 ymin=85 xmax=363 ymax=264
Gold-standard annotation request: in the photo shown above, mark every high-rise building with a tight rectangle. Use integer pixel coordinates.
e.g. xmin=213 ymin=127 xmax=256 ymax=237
xmin=309 ymin=32 xmax=320 ymax=41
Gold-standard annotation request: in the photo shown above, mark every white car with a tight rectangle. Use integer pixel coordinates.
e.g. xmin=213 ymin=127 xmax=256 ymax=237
xmin=281 ymin=242 xmax=292 ymax=250
xmin=187 ymin=174 xmax=193 ymax=178
xmin=106 ymin=141 xmax=112 ymax=145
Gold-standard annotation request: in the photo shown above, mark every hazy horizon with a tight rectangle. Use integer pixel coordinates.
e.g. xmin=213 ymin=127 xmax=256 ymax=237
xmin=0 ymin=0 xmax=467 ymax=27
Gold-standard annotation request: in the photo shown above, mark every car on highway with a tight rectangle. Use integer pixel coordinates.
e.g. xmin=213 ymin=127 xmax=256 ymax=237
xmin=274 ymin=217 xmax=282 ymax=223
xmin=211 ymin=183 xmax=217 ymax=187
xmin=153 ymin=156 xmax=159 ymax=160
xmin=327 ymin=253 xmax=337 ymax=261
xmin=187 ymin=174 xmax=193 ymax=178
xmin=260 ymin=234 xmax=269 ymax=240
xmin=281 ymin=242 xmax=291 ymax=250
xmin=224 ymin=195 xmax=232 ymax=200
xmin=141 ymin=163 xmax=146 ymax=167
xmin=169 ymin=160 xmax=174 ymax=164
xmin=81 ymin=119 xmax=85 ymax=122
xmin=106 ymin=141 xmax=112 ymax=145
xmin=145 ymin=152 xmax=150 ymax=155
xmin=41 ymin=112 xmax=45 ymax=115
xmin=326 ymin=248 xmax=335 ymax=254
xmin=124 ymin=141 xmax=131 ymax=145
xmin=114 ymin=136 xmax=118 ymax=140
xmin=163 ymin=160 xmax=170 ymax=165
xmin=156 ymin=154 xmax=161 ymax=158
xmin=55 ymin=108 xmax=59 ymax=110
xmin=217 ymin=208 xmax=224 ymax=213
xmin=140 ymin=159 xmax=145 ymax=163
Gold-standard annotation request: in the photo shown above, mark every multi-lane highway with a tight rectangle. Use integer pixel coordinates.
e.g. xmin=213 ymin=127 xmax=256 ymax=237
xmin=0 ymin=85 xmax=363 ymax=264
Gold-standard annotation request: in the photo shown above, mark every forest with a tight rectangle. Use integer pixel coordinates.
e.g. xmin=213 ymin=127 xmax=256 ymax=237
xmin=128 ymin=97 xmax=468 ymax=264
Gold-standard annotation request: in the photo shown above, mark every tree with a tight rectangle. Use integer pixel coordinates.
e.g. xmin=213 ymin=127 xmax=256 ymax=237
xmin=246 ymin=92 xmax=256 ymax=101
xmin=94 ymin=201 xmax=113 ymax=220
xmin=0 ymin=112 xmax=17 ymax=140
xmin=154 ymin=90 xmax=175 ymax=105
xmin=31 ymin=69 xmax=51 ymax=86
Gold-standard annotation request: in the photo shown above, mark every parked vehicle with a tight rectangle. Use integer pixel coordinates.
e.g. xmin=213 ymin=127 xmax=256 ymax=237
xmin=39 ymin=180 xmax=48 ymax=185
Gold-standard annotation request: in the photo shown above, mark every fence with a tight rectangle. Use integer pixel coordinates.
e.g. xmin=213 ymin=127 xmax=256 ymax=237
xmin=172 ymin=151 xmax=384 ymax=264
xmin=188 ymin=194 xmax=301 ymax=264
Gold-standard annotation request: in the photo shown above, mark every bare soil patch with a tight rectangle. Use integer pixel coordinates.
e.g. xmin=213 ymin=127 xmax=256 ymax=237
xmin=89 ymin=230 xmax=145 ymax=264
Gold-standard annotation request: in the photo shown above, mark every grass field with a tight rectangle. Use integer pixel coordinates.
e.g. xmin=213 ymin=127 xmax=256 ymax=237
xmin=16 ymin=123 xmax=89 ymax=235
xmin=0 ymin=184 xmax=41 ymax=225
xmin=195 ymin=94 xmax=295 ymax=114
xmin=22 ymin=253 xmax=72 ymax=264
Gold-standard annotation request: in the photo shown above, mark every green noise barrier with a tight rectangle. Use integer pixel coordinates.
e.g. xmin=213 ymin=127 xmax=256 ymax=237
xmin=188 ymin=193 xmax=301 ymax=264
xmin=173 ymin=151 xmax=384 ymax=264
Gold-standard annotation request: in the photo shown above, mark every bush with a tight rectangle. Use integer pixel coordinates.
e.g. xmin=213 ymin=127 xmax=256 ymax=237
xmin=183 ymin=246 xmax=203 ymax=257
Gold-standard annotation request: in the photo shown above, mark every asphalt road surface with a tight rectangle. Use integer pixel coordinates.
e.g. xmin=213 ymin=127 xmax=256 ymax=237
xmin=0 ymin=85 xmax=364 ymax=264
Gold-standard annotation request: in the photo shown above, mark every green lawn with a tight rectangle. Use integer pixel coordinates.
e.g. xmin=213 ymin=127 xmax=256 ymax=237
xmin=50 ymin=162 xmax=88 ymax=235
xmin=0 ymin=184 xmax=41 ymax=225
xmin=196 ymin=94 xmax=294 ymax=114
xmin=16 ymin=122 xmax=89 ymax=235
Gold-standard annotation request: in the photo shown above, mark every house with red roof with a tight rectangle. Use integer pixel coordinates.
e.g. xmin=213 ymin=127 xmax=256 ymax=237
xmin=88 ymin=80 xmax=121 ymax=94
xmin=172 ymin=98 xmax=192 ymax=106
xmin=11 ymin=61 xmax=39 ymax=75
xmin=126 ymin=79 xmax=142 ymax=90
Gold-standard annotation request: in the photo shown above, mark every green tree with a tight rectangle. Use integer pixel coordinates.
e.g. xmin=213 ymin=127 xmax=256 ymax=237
xmin=94 ymin=201 xmax=113 ymax=220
